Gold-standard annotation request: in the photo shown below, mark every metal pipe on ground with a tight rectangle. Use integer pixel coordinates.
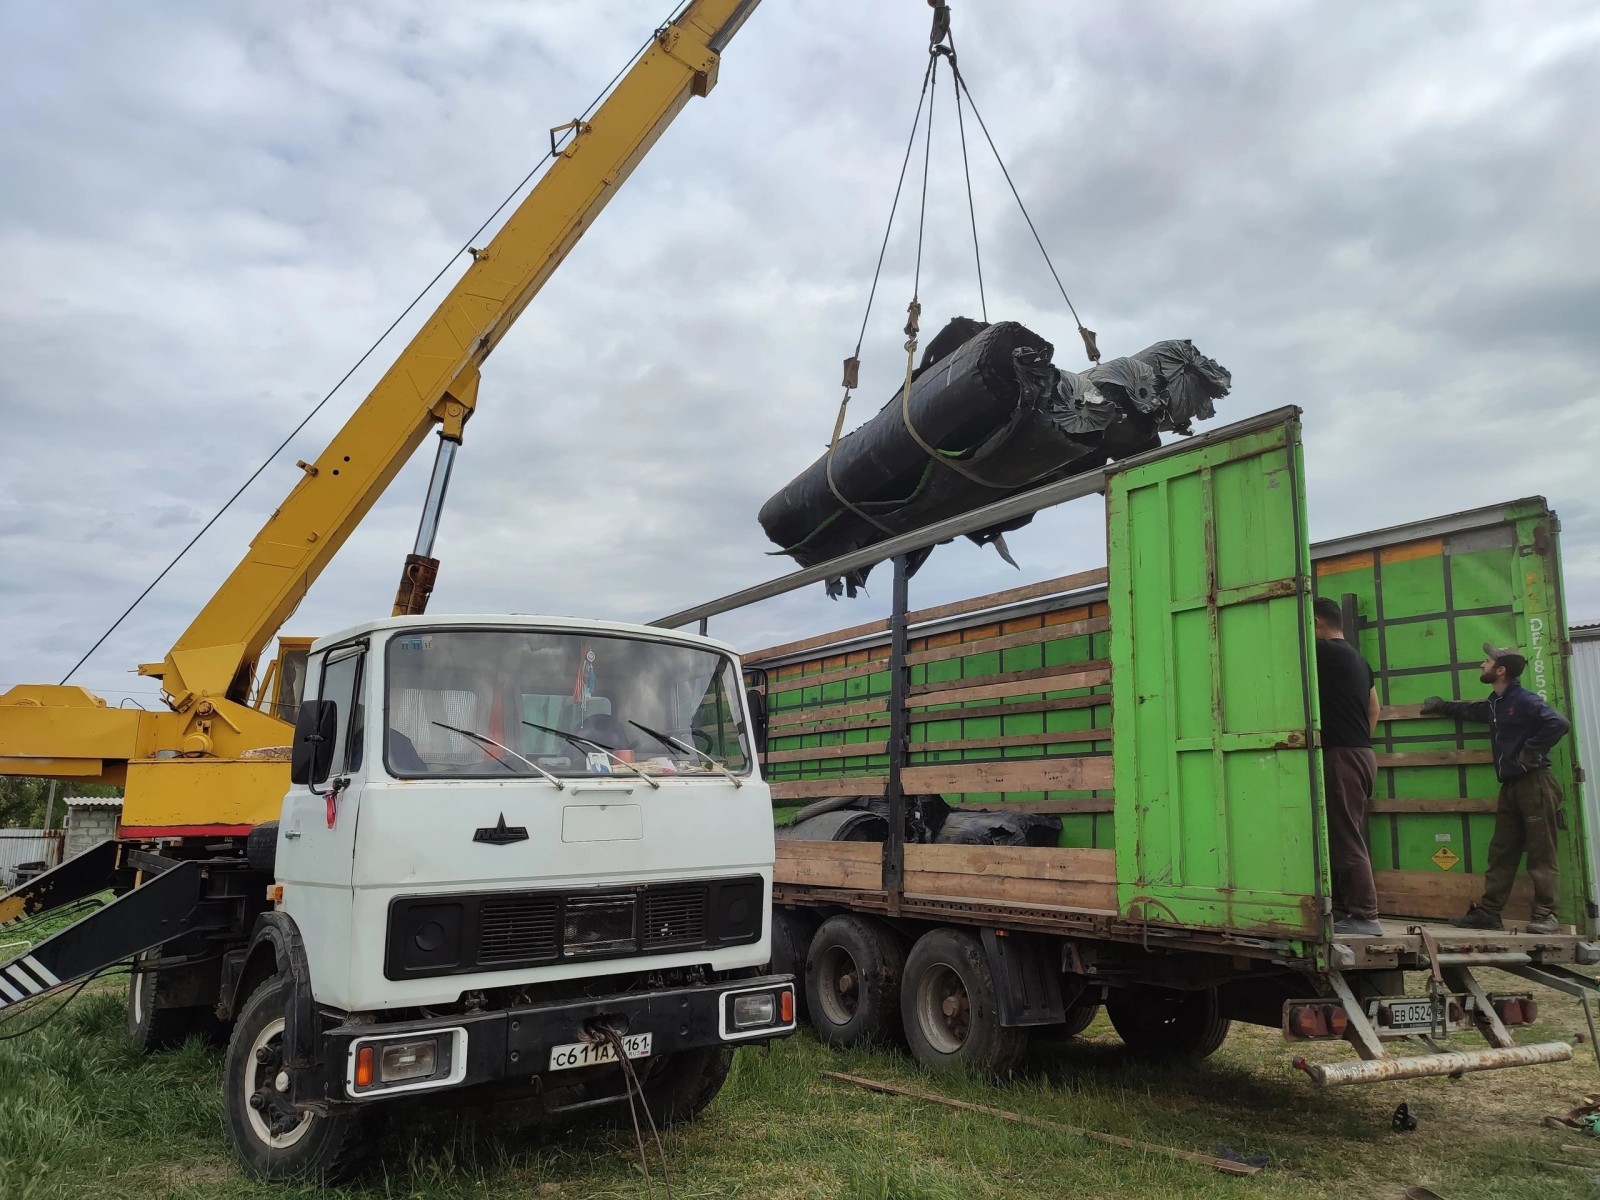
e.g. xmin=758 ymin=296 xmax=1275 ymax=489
xmin=1293 ymin=1041 xmax=1575 ymax=1086
xmin=1434 ymin=951 xmax=1533 ymax=966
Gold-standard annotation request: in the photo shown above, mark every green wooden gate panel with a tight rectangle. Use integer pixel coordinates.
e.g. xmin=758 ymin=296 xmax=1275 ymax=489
xmin=1109 ymin=413 xmax=1326 ymax=937
xmin=1313 ymin=499 xmax=1592 ymax=934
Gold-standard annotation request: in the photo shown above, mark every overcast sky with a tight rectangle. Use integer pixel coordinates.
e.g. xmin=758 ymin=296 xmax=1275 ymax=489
xmin=2 ymin=0 xmax=1597 ymax=706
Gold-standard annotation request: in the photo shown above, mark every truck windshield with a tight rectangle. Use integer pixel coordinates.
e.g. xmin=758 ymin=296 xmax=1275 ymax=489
xmin=383 ymin=629 xmax=751 ymax=781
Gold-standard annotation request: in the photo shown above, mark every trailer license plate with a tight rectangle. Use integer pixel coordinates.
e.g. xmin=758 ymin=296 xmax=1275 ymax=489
xmin=1387 ymin=1000 xmax=1434 ymax=1029
xmin=548 ymin=1033 xmax=652 ymax=1071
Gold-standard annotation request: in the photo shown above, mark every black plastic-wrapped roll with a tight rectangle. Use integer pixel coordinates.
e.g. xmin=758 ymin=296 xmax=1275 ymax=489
xmin=758 ymin=317 xmax=1230 ymax=596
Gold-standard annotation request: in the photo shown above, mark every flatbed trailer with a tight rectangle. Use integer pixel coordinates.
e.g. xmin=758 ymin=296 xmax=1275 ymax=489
xmin=657 ymin=406 xmax=1599 ymax=1086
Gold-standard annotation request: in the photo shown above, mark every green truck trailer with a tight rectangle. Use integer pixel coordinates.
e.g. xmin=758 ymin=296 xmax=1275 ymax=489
xmin=659 ymin=406 xmax=1598 ymax=1086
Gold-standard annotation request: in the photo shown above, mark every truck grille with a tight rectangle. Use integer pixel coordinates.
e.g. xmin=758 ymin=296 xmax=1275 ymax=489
xmin=384 ymin=875 xmax=763 ymax=980
xmin=477 ymin=896 xmax=560 ymax=965
xmin=562 ymin=894 xmax=638 ymax=957
xmin=643 ymin=885 xmax=708 ymax=949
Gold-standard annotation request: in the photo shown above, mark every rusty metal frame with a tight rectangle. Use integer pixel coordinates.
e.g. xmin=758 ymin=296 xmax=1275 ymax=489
xmin=881 ymin=555 xmax=911 ymax=912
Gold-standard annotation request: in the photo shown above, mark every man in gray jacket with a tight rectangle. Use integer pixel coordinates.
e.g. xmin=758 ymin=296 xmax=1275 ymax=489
xmin=1422 ymin=642 xmax=1572 ymax=934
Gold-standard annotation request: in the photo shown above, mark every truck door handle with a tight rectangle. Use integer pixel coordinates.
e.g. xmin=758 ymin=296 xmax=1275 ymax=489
xmin=284 ymin=828 xmax=302 ymax=840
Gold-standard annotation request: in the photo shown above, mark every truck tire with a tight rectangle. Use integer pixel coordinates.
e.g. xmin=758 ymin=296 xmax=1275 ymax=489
xmin=1059 ymin=990 xmax=1100 ymax=1039
xmin=804 ymin=914 xmax=907 ymax=1048
xmin=768 ymin=907 xmax=817 ymax=1019
xmin=1106 ymin=985 xmax=1230 ymax=1061
xmin=634 ymin=1045 xmax=735 ymax=1126
xmin=247 ymin=821 xmax=279 ymax=874
xmin=224 ymin=975 xmax=372 ymax=1184
xmin=901 ymin=928 xmax=1027 ymax=1079
xmin=127 ymin=953 xmax=223 ymax=1052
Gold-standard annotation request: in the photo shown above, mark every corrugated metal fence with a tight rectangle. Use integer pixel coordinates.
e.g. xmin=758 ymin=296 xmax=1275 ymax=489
xmin=1572 ymin=624 xmax=1600 ymax=900
xmin=0 ymin=829 xmax=64 ymax=889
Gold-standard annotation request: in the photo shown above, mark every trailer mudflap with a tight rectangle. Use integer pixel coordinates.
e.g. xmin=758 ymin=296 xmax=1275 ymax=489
xmin=981 ymin=929 xmax=1066 ymax=1026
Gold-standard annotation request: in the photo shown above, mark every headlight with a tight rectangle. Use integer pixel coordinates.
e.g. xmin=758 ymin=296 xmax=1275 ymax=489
xmin=380 ymin=1040 xmax=438 ymax=1082
xmin=720 ymin=984 xmax=796 ymax=1040
xmin=349 ymin=1028 xmax=465 ymax=1097
xmin=732 ymin=993 xmax=776 ymax=1028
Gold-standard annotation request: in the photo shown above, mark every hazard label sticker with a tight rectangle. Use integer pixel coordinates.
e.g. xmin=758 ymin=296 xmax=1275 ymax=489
xmin=1431 ymin=846 xmax=1460 ymax=871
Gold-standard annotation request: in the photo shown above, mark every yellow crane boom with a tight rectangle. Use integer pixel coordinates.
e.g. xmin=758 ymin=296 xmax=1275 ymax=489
xmin=0 ymin=0 xmax=761 ymax=834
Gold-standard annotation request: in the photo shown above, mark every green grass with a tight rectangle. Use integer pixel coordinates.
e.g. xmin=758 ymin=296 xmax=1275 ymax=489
xmin=0 ymin=972 xmax=1597 ymax=1199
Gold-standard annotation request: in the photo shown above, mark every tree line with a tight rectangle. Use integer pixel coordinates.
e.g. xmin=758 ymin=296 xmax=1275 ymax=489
xmin=0 ymin=778 xmax=122 ymax=829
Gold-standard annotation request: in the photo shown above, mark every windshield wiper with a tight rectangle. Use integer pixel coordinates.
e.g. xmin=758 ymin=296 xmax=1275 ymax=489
xmin=628 ymin=720 xmax=743 ymax=788
xmin=430 ymin=721 xmax=565 ymax=790
xmin=521 ymin=720 xmax=660 ymax=790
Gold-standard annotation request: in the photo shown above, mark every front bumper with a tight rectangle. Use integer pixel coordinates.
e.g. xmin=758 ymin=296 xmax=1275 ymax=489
xmin=326 ymin=974 xmax=796 ymax=1102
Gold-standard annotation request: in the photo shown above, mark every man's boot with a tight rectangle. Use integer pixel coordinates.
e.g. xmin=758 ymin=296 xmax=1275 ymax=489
xmin=1525 ymin=909 xmax=1560 ymax=935
xmin=1451 ymin=904 xmax=1503 ymax=930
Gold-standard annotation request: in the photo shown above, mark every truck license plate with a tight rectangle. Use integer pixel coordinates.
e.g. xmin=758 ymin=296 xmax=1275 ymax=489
xmin=1386 ymin=1000 xmax=1434 ymax=1029
xmin=548 ymin=1033 xmax=652 ymax=1071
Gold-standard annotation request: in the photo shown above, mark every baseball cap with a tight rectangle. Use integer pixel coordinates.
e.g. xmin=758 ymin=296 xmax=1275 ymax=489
xmin=1483 ymin=641 xmax=1527 ymax=676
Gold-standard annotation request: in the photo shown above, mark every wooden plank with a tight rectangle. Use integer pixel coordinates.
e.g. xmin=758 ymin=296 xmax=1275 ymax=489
xmin=772 ymin=693 xmax=1111 ymax=739
xmin=1370 ymin=797 xmax=1498 ymax=815
xmin=744 ymin=568 xmax=1109 ymax=664
xmin=904 ymin=567 xmax=1108 ymax=627
xmin=746 ymin=617 xmax=892 ymax=666
xmin=769 ymin=777 xmax=886 ymax=801
xmin=765 ymin=727 xmax=1110 ymax=766
xmin=916 ymin=729 xmax=1108 ymax=754
xmin=909 ymin=660 xmax=1109 ymax=698
xmin=902 ymin=870 xmax=1116 ymax=911
xmin=1375 ymin=749 xmax=1493 ymax=768
xmin=776 ymin=840 xmax=882 ymax=863
xmin=766 ymin=657 xmax=886 ymax=688
xmin=902 ymin=756 xmax=1113 ymax=794
xmin=1379 ymin=704 xmax=1426 ymax=722
xmin=773 ymin=840 xmax=884 ymax=889
xmin=905 ymin=843 xmax=1117 ymax=883
xmin=904 ymin=617 xmax=1110 ymax=667
xmin=770 ymin=711 xmax=890 ymax=738
xmin=766 ymin=741 xmax=888 ymax=765
xmin=1376 ymin=869 xmax=1534 ymax=922
xmin=769 ymin=697 xmax=886 ymax=729
xmin=912 ymin=666 xmax=1110 ymax=709
xmin=821 ymin=1073 xmax=1261 ymax=1177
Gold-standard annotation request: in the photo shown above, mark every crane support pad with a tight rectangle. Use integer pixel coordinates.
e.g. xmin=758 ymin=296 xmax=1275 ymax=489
xmin=0 ymin=838 xmax=118 ymax=926
xmin=0 ymin=861 xmax=230 ymax=1013
xmin=758 ymin=317 xmax=1231 ymax=596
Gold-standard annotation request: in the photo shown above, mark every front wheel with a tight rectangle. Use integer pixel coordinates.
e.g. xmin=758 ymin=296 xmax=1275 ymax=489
xmin=900 ymin=928 xmax=1027 ymax=1079
xmin=634 ymin=1045 xmax=735 ymax=1126
xmin=223 ymin=976 xmax=372 ymax=1184
xmin=1105 ymin=985 xmax=1229 ymax=1061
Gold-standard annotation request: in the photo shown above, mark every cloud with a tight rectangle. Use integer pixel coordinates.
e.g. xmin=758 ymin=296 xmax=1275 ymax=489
xmin=2 ymin=0 xmax=1597 ymax=701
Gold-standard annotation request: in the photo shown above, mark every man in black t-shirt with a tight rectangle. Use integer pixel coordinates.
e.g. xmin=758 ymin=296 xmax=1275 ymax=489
xmin=1313 ymin=598 xmax=1381 ymax=936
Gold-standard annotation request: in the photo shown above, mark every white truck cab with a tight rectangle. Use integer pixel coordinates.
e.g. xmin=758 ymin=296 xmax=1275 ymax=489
xmin=226 ymin=615 xmax=794 ymax=1180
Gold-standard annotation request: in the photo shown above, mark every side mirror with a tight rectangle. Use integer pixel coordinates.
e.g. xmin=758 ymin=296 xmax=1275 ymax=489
xmin=290 ymin=699 xmax=338 ymax=785
xmin=745 ymin=688 xmax=768 ymax=755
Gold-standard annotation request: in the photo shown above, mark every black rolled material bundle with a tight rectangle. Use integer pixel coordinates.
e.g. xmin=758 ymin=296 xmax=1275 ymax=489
xmin=758 ymin=317 xmax=1231 ymax=596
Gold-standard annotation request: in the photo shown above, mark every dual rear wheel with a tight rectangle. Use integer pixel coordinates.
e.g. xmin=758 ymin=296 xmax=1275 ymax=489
xmin=801 ymin=914 xmax=1229 ymax=1074
xmin=803 ymin=917 xmax=1025 ymax=1078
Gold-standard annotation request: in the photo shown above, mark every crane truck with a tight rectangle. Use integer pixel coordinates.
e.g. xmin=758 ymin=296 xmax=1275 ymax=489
xmin=0 ymin=0 xmax=794 ymax=1184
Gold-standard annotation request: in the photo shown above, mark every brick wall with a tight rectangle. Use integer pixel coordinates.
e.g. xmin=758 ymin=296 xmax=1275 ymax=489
xmin=65 ymin=806 xmax=119 ymax=860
